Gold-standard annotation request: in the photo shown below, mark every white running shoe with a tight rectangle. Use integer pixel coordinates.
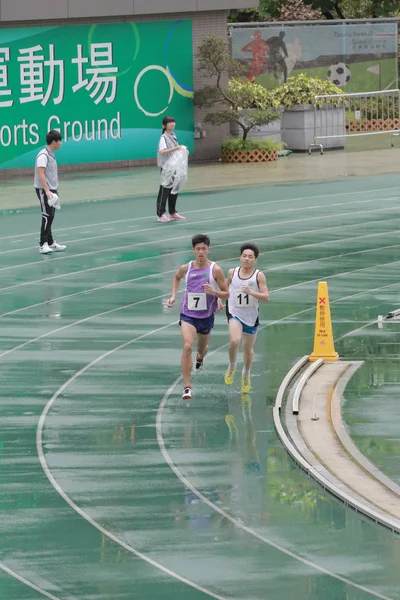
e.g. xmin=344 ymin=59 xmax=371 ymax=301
xmin=50 ymin=242 xmax=67 ymax=251
xmin=182 ymin=386 xmax=192 ymax=400
xmin=39 ymin=243 xmax=53 ymax=254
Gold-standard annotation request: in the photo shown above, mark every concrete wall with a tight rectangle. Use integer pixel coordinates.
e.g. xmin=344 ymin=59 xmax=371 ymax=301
xmin=0 ymin=0 xmax=257 ymax=21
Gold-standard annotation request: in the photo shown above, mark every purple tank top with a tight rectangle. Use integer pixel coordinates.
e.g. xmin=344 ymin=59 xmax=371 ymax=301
xmin=181 ymin=261 xmax=218 ymax=318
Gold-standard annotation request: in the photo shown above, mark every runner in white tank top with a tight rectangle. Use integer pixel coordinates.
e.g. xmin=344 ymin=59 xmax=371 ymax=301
xmin=228 ymin=266 xmax=261 ymax=328
xmin=224 ymin=243 xmax=269 ymax=394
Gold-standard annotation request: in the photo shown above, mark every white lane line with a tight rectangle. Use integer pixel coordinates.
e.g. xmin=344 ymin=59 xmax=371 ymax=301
xmin=1 ymin=229 xmax=400 ymax=321
xmin=4 ymin=246 xmax=398 ymax=364
xmin=0 ymin=293 xmax=169 ymax=359
xmin=36 ymin=322 xmax=228 ymax=600
xmin=36 ymin=280 xmax=400 ymax=600
xmin=2 ymin=244 xmax=393 ymax=359
xmin=156 ymin=280 xmax=400 ymax=600
xmin=0 ymin=562 xmax=63 ymax=600
xmin=0 ymin=200 xmax=398 ymax=285
xmin=0 ymin=193 xmax=395 ymax=258
xmin=0 ymin=191 xmax=399 ymax=258
xmin=1 ymin=183 xmax=398 ymax=243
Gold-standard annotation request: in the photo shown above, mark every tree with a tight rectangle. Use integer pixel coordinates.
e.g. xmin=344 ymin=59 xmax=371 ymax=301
xmin=228 ymin=0 xmax=400 ymax=21
xmin=194 ymin=36 xmax=279 ymax=141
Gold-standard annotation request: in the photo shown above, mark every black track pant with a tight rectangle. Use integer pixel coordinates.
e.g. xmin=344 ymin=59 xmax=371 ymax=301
xmin=156 ymin=185 xmax=178 ymax=217
xmin=36 ymin=188 xmax=57 ymax=246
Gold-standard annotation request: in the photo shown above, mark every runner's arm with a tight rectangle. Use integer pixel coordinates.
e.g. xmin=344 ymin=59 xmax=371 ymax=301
xmin=204 ymin=265 xmax=229 ymax=299
xmin=167 ymin=264 xmax=188 ymax=307
xmin=242 ymin=272 xmax=269 ymax=302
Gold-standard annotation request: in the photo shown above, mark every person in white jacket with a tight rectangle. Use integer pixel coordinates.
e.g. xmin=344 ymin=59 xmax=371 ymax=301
xmin=156 ymin=116 xmax=186 ymax=223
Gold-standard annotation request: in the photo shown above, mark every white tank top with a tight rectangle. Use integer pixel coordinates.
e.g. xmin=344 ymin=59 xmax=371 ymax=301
xmin=228 ymin=267 xmax=260 ymax=327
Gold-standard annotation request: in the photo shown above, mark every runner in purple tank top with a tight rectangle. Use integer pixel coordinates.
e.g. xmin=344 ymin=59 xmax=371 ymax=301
xmin=167 ymin=234 xmax=228 ymax=400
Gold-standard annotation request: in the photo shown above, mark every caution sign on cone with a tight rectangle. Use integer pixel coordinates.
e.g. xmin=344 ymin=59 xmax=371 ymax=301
xmin=309 ymin=281 xmax=339 ymax=362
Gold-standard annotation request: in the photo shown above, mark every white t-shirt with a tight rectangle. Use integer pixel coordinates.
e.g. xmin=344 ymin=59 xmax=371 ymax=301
xmin=158 ymin=137 xmax=167 ymax=152
xmin=34 ymin=148 xmax=59 ymax=190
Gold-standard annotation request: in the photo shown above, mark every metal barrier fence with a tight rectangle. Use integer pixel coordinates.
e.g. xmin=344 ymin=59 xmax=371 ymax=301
xmin=308 ymin=89 xmax=400 ymax=154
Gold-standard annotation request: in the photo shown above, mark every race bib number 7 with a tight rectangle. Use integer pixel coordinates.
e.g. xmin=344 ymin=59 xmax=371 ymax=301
xmin=234 ymin=292 xmax=255 ymax=308
xmin=188 ymin=292 xmax=207 ymax=311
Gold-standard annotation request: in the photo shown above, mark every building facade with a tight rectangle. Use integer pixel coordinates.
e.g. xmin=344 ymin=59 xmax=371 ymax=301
xmin=0 ymin=0 xmax=258 ymax=173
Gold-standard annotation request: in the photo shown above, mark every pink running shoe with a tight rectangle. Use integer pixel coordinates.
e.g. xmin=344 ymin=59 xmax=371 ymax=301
xmin=169 ymin=213 xmax=186 ymax=221
xmin=157 ymin=214 xmax=170 ymax=223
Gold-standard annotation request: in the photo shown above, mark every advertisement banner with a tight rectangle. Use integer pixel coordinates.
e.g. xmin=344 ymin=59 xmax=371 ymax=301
xmin=231 ymin=23 xmax=398 ymax=92
xmin=0 ymin=20 xmax=194 ymax=169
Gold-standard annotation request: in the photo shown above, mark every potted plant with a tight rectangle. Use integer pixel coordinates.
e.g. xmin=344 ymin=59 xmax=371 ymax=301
xmin=220 ymin=136 xmax=285 ymax=163
xmin=228 ymin=78 xmax=283 ymax=143
xmin=194 ymin=36 xmax=282 ymax=163
xmin=270 ymin=74 xmax=345 ymax=152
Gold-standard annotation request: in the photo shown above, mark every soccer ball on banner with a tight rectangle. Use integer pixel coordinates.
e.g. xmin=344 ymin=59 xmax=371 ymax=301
xmin=327 ymin=63 xmax=351 ymax=87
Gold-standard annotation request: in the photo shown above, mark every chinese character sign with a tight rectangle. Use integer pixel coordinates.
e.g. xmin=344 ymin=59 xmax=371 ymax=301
xmin=0 ymin=20 xmax=194 ymax=169
xmin=231 ymin=22 xmax=397 ymax=92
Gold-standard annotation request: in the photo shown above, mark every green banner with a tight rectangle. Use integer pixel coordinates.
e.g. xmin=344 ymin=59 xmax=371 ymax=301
xmin=0 ymin=20 xmax=194 ymax=169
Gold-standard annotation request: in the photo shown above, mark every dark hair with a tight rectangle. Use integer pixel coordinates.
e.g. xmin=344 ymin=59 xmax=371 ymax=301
xmin=240 ymin=242 xmax=259 ymax=259
xmin=46 ymin=130 xmax=62 ymax=145
xmin=192 ymin=234 xmax=210 ymax=248
xmin=162 ymin=116 xmax=176 ymax=132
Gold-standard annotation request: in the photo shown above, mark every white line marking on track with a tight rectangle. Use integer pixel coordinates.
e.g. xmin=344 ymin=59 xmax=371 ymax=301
xmin=1 ymin=229 xmax=400 ymax=322
xmin=35 ymin=280 xmax=400 ymax=600
xmin=0 ymin=201 xmax=398 ymax=287
xmin=0 ymin=183 xmax=398 ymax=243
xmin=0 ymin=562 xmax=63 ymax=600
xmin=0 ymin=293 xmax=170 ymax=359
xmin=157 ymin=281 xmax=400 ymax=600
xmin=36 ymin=322 xmax=229 ymax=600
xmin=0 ymin=192 xmax=398 ymax=259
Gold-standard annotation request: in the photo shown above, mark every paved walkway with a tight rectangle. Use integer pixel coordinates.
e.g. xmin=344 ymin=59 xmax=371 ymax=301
xmin=1 ymin=139 xmax=400 ymax=211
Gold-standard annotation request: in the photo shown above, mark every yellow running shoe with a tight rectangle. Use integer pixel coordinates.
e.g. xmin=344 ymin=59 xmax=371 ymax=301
xmin=224 ymin=366 xmax=236 ymax=386
xmin=241 ymin=375 xmax=251 ymax=394
xmin=225 ymin=414 xmax=238 ymax=432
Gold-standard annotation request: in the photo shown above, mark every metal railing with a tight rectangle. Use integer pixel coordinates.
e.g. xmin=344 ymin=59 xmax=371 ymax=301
xmin=308 ymin=89 xmax=400 ymax=154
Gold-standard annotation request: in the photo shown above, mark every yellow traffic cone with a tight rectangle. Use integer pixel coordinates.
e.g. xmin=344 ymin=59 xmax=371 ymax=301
xmin=309 ymin=281 xmax=339 ymax=362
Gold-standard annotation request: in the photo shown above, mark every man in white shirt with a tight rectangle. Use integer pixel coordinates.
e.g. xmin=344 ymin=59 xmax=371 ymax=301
xmin=34 ymin=130 xmax=66 ymax=255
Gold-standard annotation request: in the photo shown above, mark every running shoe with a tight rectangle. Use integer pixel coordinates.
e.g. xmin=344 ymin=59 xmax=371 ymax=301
xmin=39 ymin=243 xmax=53 ymax=254
xmin=170 ymin=213 xmax=186 ymax=221
xmin=241 ymin=375 xmax=251 ymax=394
xmin=224 ymin=366 xmax=236 ymax=386
xmin=182 ymin=386 xmax=192 ymax=400
xmin=195 ymin=354 xmax=204 ymax=370
xmin=50 ymin=242 xmax=66 ymax=251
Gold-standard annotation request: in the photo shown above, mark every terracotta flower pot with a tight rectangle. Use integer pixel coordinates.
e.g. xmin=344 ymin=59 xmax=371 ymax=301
xmin=221 ymin=149 xmax=278 ymax=163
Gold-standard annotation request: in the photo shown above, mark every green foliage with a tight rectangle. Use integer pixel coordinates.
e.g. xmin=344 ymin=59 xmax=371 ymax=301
xmin=270 ymin=73 xmax=344 ymax=108
xmin=352 ymin=96 xmax=399 ymax=120
xmin=303 ymin=0 xmax=345 ymax=19
xmin=195 ymin=36 xmax=242 ymax=81
xmin=228 ymin=0 xmax=400 ymax=21
xmin=194 ymin=36 xmax=280 ymax=141
xmin=341 ymin=0 xmax=400 ymax=16
xmin=228 ymin=79 xmax=274 ymax=110
xmin=228 ymin=0 xmax=282 ymax=21
xmin=221 ymin=137 xmax=285 ymax=152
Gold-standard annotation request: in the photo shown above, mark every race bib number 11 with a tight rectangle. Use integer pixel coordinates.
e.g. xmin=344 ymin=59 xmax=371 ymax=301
xmin=234 ymin=292 xmax=255 ymax=308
